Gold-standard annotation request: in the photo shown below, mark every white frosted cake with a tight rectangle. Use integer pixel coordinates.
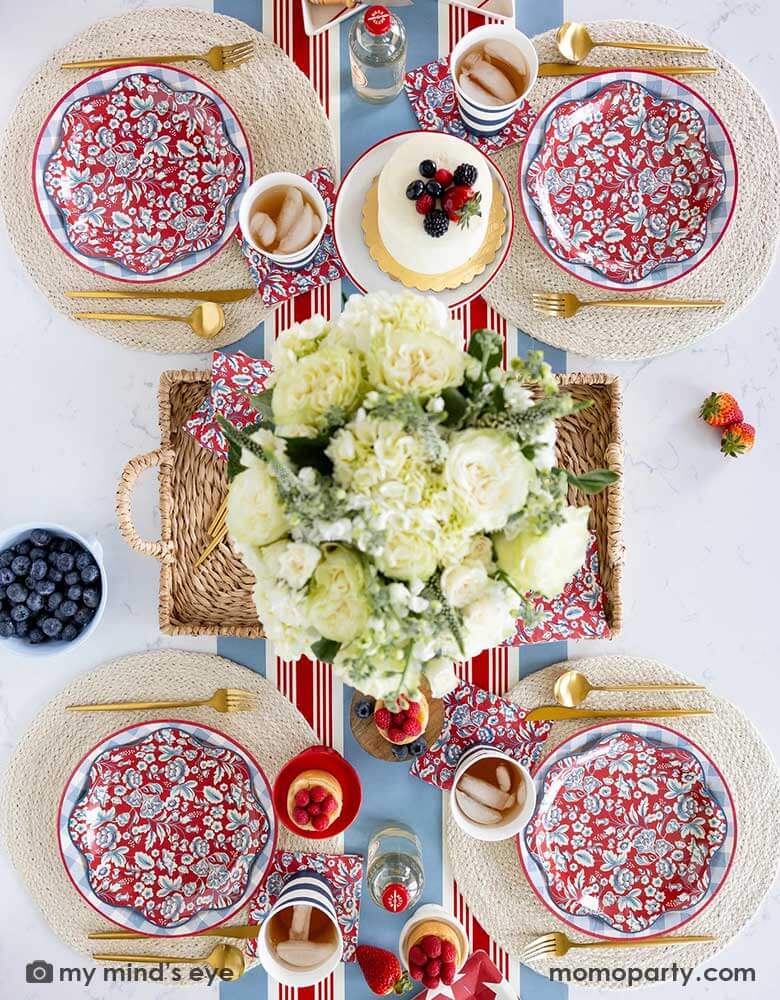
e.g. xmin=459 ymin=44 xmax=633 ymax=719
xmin=377 ymin=133 xmax=493 ymax=275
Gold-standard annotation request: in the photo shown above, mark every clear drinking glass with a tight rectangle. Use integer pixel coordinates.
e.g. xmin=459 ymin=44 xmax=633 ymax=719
xmin=348 ymin=6 xmax=408 ymax=104
xmin=366 ymin=822 xmax=425 ymax=913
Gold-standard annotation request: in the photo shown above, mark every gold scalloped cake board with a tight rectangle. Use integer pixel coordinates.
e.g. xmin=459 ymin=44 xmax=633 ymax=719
xmin=362 ymin=178 xmax=507 ymax=292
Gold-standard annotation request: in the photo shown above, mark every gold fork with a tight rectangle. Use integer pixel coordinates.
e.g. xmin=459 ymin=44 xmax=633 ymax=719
xmin=522 ymin=931 xmax=715 ymax=963
xmin=532 ymin=291 xmax=725 ymax=319
xmin=61 ymin=41 xmax=255 ymax=72
xmin=66 ymin=687 xmax=256 ymax=714
xmin=195 ymin=497 xmax=229 ymax=568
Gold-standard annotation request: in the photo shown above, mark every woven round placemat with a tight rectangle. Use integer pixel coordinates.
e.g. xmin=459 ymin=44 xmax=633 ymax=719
xmin=485 ymin=21 xmax=780 ymax=359
xmin=0 ymin=650 xmax=334 ymax=984
xmin=446 ymin=655 xmax=780 ymax=988
xmin=0 ymin=8 xmax=336 ymax=353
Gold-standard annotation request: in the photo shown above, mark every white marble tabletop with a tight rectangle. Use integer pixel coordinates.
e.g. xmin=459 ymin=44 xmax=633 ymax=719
xmin=1 ymin=1 xmax=778 ymax=998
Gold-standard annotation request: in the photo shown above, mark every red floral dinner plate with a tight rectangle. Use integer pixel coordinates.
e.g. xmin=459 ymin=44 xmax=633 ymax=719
xmin=518 ymin=721 xmax=736 ymax=939
xmin=33 ymin=65 xmax=251 ymax=283
xmin=273 ymin=746 xmax=362 ymax=840
xmin=58 ymin=720 xmax=276 ymax=936
xmin=520 ymin=71 xmax=737 ymax=292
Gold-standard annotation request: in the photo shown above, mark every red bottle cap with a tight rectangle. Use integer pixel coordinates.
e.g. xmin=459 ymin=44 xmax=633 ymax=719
xmin=381 ymin=882 xmax=410 ymax=912
xmin=365 ymin=6 xmax=392 ymax=35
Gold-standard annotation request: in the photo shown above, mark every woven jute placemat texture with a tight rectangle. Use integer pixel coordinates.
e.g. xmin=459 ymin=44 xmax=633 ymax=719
xmin=486 ymin=20 xmax=780 ymax=359
xmin=446 ymin=655 xmax=780 ymax=988
xmin=0 ymin=8 xmax=336 ymax=354
xmin=0 ymin=650 xmax=334 ymax=983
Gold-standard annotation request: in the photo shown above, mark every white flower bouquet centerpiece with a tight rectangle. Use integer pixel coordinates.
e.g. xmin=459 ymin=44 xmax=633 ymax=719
xmin=218 ymin=291 xmax=616 ymax=704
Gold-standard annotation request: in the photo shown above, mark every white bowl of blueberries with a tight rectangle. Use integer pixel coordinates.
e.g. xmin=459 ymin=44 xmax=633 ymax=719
xmin=0 ymin=523 xmax=107 ymax=656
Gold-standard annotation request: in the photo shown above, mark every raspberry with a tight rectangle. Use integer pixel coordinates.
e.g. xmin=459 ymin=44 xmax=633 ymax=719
xmin=425 ymin=959 xmax=441 ymax=978
xmin=421 ymin=935 xmax=442 ymax=959
xmin=441 ymin=962 xmax=457 ymax=985
xmin=409 ymin=946 xmax=426 ymax=967
xmin=441 ymin=940 xmax=457 ymax=964
xmin=387 ymin=727 xmax=406 ymax=744
xmin=310 ymin=785 xmax=327 ymax=803
xmin=434 ymin=168 xmax=453 ymax=187
xmin=402 ymin=716 xmax=422 ymax=738
xmin=312 ymin=813 xmax=330 ymax=832
xmin=307 ymin=802 xmax=321 ymax=817
xmin=292 ymin=807 xmax=309 ymax=826
xmin=374 ymin=707 xmax=391 ymax=729
xmin=390 ymin=710 xmax=406 ymax=725
xmin=294 ymin=789 xmax=310 ymax=808
xmin=409 ymin=964 xmax=425 ymax=982
xmin=422 ymin=975 xmax=441 ymax=990
xmin=415 ymin=193 xmax=433 ymax=215
xmin=322 ymin=794 xmax=338 ymax=816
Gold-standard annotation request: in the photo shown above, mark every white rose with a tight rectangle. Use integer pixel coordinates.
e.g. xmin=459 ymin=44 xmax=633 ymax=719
xmin=424 ymin=657 xmax=459 ymax=698
xmin=466 ymin=534 xmax=495 ymax=571
xmin=226 ymin=464 xmax=288 ymax=547
xmin=375 ymin=515 xmax=439 ymax=583
xmin=306 ymin=545 xmax=370 ymax=644
xmin=272 ymin=345 xmax=363 ymax=431
xmin=495 ymin=505 xmax=590 ymax=598
xmin=532 ymin=420 xmax=557 ymax=470
xmin=276 ymin=542 xmax=321 ymax=590
xmin=445 ymin=429 xmax=536 ymax=532
xmin=461 ymin=579 xmax=518 ymax=657
xmin=269 ymin=315 xmax=330 ymax=375
xmin=440 ymin=560 xmax=488 ymax=608
xmin=367 ymin=326 xmax=466 ymax=397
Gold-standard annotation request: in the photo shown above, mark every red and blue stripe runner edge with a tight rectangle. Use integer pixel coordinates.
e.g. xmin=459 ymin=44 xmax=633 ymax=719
xmin=214 ymin=2 xmax=566 ymax=999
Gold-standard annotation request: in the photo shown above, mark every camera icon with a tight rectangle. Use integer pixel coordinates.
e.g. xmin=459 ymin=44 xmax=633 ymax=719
xmin=26 ymin=961 xmax=54 ymax=984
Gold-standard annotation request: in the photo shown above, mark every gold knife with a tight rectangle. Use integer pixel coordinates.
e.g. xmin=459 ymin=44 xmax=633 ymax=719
xmin=525 ymin=706 xmax=713 ymax=722
xmin=538 ymin=63 xmax=717 ymax=77
xmin=65 ymin=288 xmax=255 ymax=303
xmin=89 ymin=926 xmax=260 ymax=941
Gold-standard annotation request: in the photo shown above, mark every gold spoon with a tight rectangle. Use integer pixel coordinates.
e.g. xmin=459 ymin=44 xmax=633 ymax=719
xmin=92 ymin=943 xmax=245 ymax=981
xmin=72 ymin=301 xmax=225 ymax=339
xmin=554 ymin=668 xmax=705 ymax=708
xmin=556 ymin=21 xmax=709 ymax=63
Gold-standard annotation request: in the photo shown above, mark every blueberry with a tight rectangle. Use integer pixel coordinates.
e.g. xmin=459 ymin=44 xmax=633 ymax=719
xmin=75 ymin=551 xmax=92 ymax=570
xmin=355 ymin=698 xmax=374 ymax=720
xmin=47 ymin=592 xmax=63 ymax=611
xmin=47 ymin=549 xmax=59 ymax=564
xmin=64 ymin=572 xmax=79 ymax=587
xmin=56 ymin=552 xmax=75 ymax=572
xmin=61 ymin=623 xmax=79 ymax=642
xmin=0 ymin=621 xmax=14 ymax=639
xmin=74 ymin=606 xmax=94 ymax=627
xmin=26 ymin=592 xmax=44 ymax=614
xmin=28 ymin=628 xmax=45 ymax=645
xmin=35 ymin=579 xmax=56 ymax=596
xmin=67 ymin=585 xmax=83 ymax=602
xmin=80 ymin=564 xmax=100 ymax=584
xmin=30 ymin=529 xmax=52 ymax=546
xmin=13 ymin=541 xmax=31 ymax=556
xmin=7 ymin=583 xmax=28 ymax=604
xmin=0 ymin=568 xmax=14 ymax=586
xmin=24 ymin=576 xmax=36 ymax=590
xmin=11 ymin=605 xmax=29 ymax=623
xmin=48 ymin=569 xmax=63 ymax=583
xmin=30 ymin=559 xmax=48 ymax=580
xmin=391 ymin=744 xmax=409 ymax=761
xmin=82 ymin=587 xmax=100 ymax=609
xmin=41 ymin=617 xmax=63 ymax=639
xmin=11 ymin=555 xmax=31 ymax=576
xmin=14 ymin=620 xmax=29 ymax=637
xmin=419 ymin=159 xmax=437 ymax=178
xmin=409 ymin=738 xmax=427 ymax=757
xmin=0 ymin=550 xmax=13 ymax=567
xmin=58 ymin=538 xmax=75 ymax=553
xmin=56 ymin=600 xmax=78 ymax=620
xmin=406 ymin=179 xmax=425 ymax=200
xmin=425 ymin=179 xmax=444 ymax=199
xmin=29 ymin=546 xmax=46 ymax=559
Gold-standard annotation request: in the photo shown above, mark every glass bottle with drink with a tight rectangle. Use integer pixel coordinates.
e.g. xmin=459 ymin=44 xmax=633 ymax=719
xmin=366 ymin=822 xmax=425 ymax=913
xmin=348 ymin=5 xmax=407 ymax=104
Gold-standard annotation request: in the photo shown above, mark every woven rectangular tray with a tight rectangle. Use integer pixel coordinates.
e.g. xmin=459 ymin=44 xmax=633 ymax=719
xmin=117 ymin=369 xmax=624 ymax=638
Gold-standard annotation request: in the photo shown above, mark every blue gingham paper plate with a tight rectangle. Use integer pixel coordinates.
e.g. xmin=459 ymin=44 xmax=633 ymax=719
xmin=57 ymin=719 xmax=276 ymax=937
xmin=517 ymin=720 xmax=736 ymax=940
xmin=519 ymin=70 xmax=738 ymax=292
xmin=32 ymin=64 xmax=252 ymax=284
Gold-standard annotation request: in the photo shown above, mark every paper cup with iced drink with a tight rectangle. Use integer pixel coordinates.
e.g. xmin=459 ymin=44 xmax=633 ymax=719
xmin=257 ymin=871 xmax=344 ymax=987
xmin=239 ymin=172 xmax=327 ymax=269
xmin=450 ymin=24 xmax=538 ymax=136
xmin=450 ymin=745 xmax=536 ymax=842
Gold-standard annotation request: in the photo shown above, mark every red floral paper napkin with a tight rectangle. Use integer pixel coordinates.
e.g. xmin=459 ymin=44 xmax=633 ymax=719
xmin=245 ymin=850 xmax=363 ymax=962
xmin=511 ymin=533 xmax=610 ymax=644
xmin=184 ymin=351 xmax=273 ymax=460
xmin=238 ymin=167 xmax=346 ymax=308
xmin=405 ymin=57 xmax=534 ymax=154
xmin=415 ymin=949 xmax=518 ymax=999
xmin=410 ymin=682 xmax=551 ymax=790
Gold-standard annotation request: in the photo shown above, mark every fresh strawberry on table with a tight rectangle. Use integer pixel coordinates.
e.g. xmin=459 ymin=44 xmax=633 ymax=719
xmin=720 ymin=421 xmax=756 ymax=457
xmin=356 ymin=944 xmax=411 ymax=995
xmin=700 ymin=391 xmax=743 ymax=427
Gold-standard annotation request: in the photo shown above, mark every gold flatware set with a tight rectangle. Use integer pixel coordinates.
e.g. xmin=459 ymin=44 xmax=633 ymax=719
xmin=539 ymin=63 xmax=715 ymax=78
xmin=522 ymin=931 xmax=715 ymax=963
xmin=72 ymin=302 xmax=225 ymax=340
xmin=62 ymin=41 xmax=255 ymax=72
xmin=554 ymin=668 xmax=704 ymax=708
xmin=93 ymin=944 xmax=246 ymax=981
xmin=556 ymin=21 xmax=708 ymax=63
xmin=532 ymin=292 xmax=725 ymax=319
xmin=89 ymin=925 xmax=260 ymax=941
xmin=67 ymin=687 xmax=257 ymax=714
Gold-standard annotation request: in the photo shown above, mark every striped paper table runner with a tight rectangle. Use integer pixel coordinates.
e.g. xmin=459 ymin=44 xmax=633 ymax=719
xmin=215 ymin=2 xmax=566 ymax=998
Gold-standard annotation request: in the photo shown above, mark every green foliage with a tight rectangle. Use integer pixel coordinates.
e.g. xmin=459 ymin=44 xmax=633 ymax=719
xmin=566 ymin=468 xmax=619 ymax=495
xmin=311 ymin=638 xmax=341 ymax=663
xmin=226 ymin=421 xmax=263 ymax=482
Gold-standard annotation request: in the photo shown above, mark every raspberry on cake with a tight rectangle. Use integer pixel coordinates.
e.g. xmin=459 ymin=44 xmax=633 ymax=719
xmin=404 ymin=919 xmax=465 ymax=991
xmin=286 ymin=769 xmax=343 ymax=833
xmin=374 ymin=693 xmax=429 ymax=746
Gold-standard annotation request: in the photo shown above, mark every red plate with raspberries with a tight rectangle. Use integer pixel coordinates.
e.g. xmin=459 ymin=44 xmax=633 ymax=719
xmin=273 ymin=746 xmax=362 ymax=840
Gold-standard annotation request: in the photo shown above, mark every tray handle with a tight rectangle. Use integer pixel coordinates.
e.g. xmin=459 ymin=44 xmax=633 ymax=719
xmin=116 ymin=448 xmax=174 ymax=563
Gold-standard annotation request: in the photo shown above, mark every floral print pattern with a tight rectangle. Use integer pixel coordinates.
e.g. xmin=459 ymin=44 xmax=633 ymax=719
xmin=526 ymin=80 xmax=726 ymax=284
xmin=43 ymin=73 xmax=246 ymax=275
xmin=524 ymin=730 xmax=729 ymax=934
xmin=68 ymin=726 xmax=271 ymax=928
